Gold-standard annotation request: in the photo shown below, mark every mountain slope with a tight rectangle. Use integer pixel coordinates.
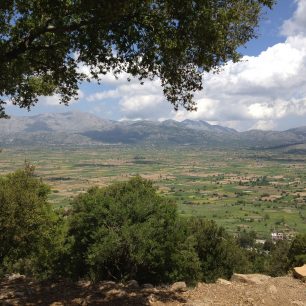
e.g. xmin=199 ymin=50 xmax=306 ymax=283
xmin=1 ymin=112 xmax=306 ymax=149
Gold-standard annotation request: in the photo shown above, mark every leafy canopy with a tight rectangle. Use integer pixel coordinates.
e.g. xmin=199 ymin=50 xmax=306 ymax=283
xmin=0 ymin=0 xmax=274 ymax=118
xmin=187 ymin=218 xmax=249 ymax=282
xmin=0 ymin=165 xmax=65 ymax=278
xmin=66 ymin=176 xmax=201 ymax=284
xmin=288 ymin=234 xmax=306 ymax=267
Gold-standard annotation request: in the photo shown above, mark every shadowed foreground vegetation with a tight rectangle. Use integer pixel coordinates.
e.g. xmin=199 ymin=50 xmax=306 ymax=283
xmin=0 ymin=167 xmax=305 ymax=284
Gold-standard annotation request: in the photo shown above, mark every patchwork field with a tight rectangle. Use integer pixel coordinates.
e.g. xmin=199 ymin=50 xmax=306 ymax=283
xmin=1 ymin=145 xmax=305 ymax=238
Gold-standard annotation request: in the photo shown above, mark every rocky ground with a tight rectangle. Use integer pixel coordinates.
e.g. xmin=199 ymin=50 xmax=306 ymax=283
xmin=0 ymin=274 xmax=305 ymax=306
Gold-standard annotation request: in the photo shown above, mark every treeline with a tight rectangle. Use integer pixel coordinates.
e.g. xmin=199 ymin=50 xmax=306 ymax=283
xmin=0 ymin=166 xmax=305 ymax=284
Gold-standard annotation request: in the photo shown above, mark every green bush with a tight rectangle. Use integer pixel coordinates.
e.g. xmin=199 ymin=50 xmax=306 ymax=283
xmin=288 ymin=234 xmax=306 ymax=267
xmin=267 ymin=240 xmax=290 ymax=276
xmin=0 ymin=165 xmax=65 ymax=278
xmin=237 ymin=230 xmax=257 ymax=248
xmin=186 ymin=218 xmax=250 ymax=282
xmin=65 ymin=176 xmax=201 ymax=284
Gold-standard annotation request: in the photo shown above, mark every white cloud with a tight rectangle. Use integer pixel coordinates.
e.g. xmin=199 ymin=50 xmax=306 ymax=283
xmin=282 ymin=0 xmax=306 ymax=36
xmin=40 ymin=95 xmax=60 ymax=106
xmin=86 ymin=89 xmax=119 ymax=102
xmin=247 ymin=101 xmax=289 ymax=120
xmin=203 ymin=36 xmax=306 ymax=100
xmin=251 ymin=120 xmax=276 ymax=130
xmin=174 ymin=98 xmax=219 ymax=121
xmin=121 ymin=95 xmax=162 ymax=112
xmin=40 ymin=90 xmax=84 ymax=106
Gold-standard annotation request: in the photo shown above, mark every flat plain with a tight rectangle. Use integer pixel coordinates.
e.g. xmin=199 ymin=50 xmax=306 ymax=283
xmin=1 ymin=145 xmax=305 ymax=238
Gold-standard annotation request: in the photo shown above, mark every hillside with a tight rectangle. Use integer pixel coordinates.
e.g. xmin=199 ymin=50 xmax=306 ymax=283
xmin=1 ymin=111 xmax=306 ymax=149
xmin=1 ymin=274 xmax=305 ymax=306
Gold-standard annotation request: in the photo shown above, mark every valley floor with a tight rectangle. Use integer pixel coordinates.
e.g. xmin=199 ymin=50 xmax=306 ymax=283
xmin=1 ymin=146 xmax=306 ymax=237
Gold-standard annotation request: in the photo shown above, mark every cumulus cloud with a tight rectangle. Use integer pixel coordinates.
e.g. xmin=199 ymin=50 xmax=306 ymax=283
xmin=282 ymin=0 xmax=306 ymax=36
xmin=40 ymin=90 xmax=84 ymax=106
xmin=86 ymin=89 xmax=119 ymax=102
xmin=174 ymin=98 xmax=219 ymax=121
xmin=87 ymin=78 xmax=174 ymax=120
xmin=251 ymin=120 xmax=276 ymax=130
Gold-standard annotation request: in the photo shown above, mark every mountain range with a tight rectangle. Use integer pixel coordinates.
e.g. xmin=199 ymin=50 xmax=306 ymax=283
xmin=1 ymin=111 xmax=306 ymax=150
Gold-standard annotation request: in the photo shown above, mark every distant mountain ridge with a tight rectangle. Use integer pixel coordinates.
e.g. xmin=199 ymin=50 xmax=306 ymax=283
xmin=1 ymin=111 xmax=306 ymax=149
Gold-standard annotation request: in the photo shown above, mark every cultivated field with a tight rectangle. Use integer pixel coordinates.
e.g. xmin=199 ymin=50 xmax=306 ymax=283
xmin=1 ymin=145 xmax=305 ymax=238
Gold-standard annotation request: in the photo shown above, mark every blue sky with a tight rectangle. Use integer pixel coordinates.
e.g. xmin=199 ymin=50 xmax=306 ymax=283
xmin=239 ymin=0 xmax=296 ymax=56
xmin=6 ymin=0 xmax=306 ymax=131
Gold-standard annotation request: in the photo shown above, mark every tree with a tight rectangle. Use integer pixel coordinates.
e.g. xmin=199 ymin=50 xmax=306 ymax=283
xmin=0 ymin=165 xmax=65 ymax=278
xmin=65 ymin=176 xmax=201 ymax=284
xmin=0 ymin=0 xmax=274 ymax=118
xmin=288 ymin=234 xmax=306 ymax=267
xmin=237 ymin=230 xmax=257 ymax=248
xmin=267 ymin=240 xmax=290 ymax=276
xmin=187 ymin=218 xmax=249 ymax=282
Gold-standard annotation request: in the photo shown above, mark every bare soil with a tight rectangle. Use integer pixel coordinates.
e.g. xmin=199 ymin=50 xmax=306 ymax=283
xmin=0 ymin=275 xmax=305 ymax=306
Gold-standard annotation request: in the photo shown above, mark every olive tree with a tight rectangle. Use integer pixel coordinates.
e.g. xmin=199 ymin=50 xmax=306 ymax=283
xmin=0 ymin=0 xmax=274 ymax=118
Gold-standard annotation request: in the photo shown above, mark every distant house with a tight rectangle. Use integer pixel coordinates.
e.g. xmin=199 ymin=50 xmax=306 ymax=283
xmin=255 ymin=239 xmax=266 ymax=245
xmin=271 ymin=231 xmax=296 ymax=241
xmin=271 ymin=232 xmax=284 ymax=241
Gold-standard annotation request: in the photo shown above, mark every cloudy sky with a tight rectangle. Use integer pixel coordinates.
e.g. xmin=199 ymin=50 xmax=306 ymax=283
xmin=7 ymin=0 xmax=306 ymax=131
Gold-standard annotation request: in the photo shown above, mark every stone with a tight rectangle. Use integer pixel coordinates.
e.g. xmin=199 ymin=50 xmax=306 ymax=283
xmin=100 ymin=280 xmax=116 ymax=286
xmin=98 ymin=280 xmax=116 ymax=290
xmin=143 ymin=283 xmax=154 ymax=289
xmin=7 ymin=273 xmax=26 ymax=281
xmin=0 ymin=293 xmax=8 ymax=300
xmin=71 ymin=298 xmax=86 ymax=305
xmin=147 ymin=293 xmax=157 ymax=304
xmin=107 ymin=288 xmax=126 ymax=298
xmin=77 ymin=280 xmax=91 ymax=288
xmin=125 ymin=279 xmax=139 ymax=289
xmin=231 ymin=273 xmax=271 ymax=285
xmin=171 ymin=281 xmax=187 ymax=291
xmin=216 ymin=278 xmax=231 ymax=285
xmin=267 ymin=285 xmax=277 ymax=294
xmin=293 ymin=264 xmax=306 ymax=281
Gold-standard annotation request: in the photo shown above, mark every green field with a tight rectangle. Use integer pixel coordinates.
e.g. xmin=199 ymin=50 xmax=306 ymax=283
xmin=1 ymin=145 xmax=306 ymax=238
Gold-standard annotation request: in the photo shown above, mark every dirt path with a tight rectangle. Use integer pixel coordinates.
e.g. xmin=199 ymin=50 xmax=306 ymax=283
xmin=0 ymin=275 xmax=305 ymax=306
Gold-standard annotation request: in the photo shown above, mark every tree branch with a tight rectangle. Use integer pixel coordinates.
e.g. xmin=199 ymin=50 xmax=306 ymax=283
xmin=3 ymin=19 xmax=88 ymax=62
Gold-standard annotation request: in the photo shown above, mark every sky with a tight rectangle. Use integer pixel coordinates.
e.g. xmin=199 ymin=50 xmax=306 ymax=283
xmin=6 ymin=0 xmax=306 ymax=131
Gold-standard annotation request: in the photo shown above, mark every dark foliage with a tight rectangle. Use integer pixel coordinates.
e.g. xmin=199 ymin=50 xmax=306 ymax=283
xmin=0 ymin=0 xmax=274 ymax=118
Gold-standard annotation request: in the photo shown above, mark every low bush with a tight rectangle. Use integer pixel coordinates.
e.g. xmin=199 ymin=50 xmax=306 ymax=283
xmin=65 ymin=176 xmax=201 ymax=284
xmin=0 ymin=165 xmax=65 ymax=278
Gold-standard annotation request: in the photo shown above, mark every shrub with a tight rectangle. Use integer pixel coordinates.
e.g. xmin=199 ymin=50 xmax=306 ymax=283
xmin=237 ymin=230 xmax=257 ymax=248
xmin=267 ymin=240 xmax=290 ymax=276
xmin=288 ymin=234 xmax=306 ymax=267
xmin=65 ymin=176 xmax=201 ymax=284
xmin=186 ymin=218 xmax=249 ymax=282
xmin=0 ymin=165 xmax=65 ymax=278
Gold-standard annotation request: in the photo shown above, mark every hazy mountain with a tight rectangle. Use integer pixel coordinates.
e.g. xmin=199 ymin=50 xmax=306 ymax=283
xmin=1 ymin=111 xmax=306 ymax=149
xmin=181 ymin=119 xmax=237 ymax=134
xmin=0 ymin=111 xmax=114 ymax=134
